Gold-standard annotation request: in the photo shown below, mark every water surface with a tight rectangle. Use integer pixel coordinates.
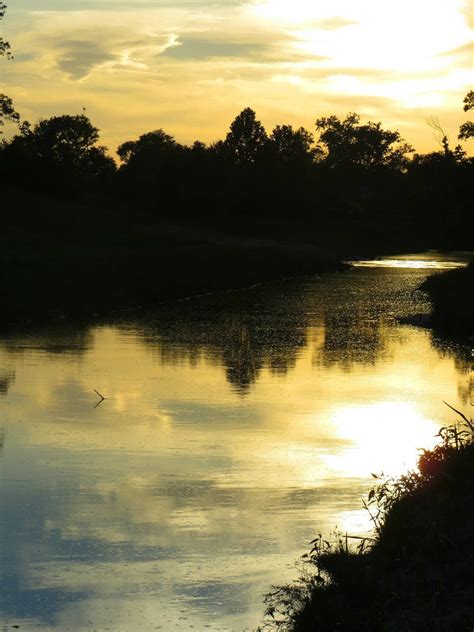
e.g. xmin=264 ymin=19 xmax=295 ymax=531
xmin=0 ymin=253 xmax=471 ymax=631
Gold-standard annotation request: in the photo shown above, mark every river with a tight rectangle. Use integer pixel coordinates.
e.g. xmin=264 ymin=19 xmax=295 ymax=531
xmin=0 ymin=252 xmax=471 ymax=631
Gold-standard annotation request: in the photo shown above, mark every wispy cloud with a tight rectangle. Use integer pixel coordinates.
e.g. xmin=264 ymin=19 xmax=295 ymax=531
xmin=310 ymin=16 xmax=358 ymax=30
xmin=54 ymin=40 xmax=116 ymax=79
xmin=162 ymin=36 xmax=269 ymax=60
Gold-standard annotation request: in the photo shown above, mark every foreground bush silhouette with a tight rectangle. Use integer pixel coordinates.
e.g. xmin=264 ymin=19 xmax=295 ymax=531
xmin=260 ymin=406 xmax=474 ymax=631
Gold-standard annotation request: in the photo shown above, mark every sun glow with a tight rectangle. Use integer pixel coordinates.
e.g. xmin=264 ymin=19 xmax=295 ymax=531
xmin=253 ymin=0 xmax=472 ymax=73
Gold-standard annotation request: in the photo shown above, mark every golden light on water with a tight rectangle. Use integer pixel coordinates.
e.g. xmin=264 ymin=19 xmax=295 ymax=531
xmin=323 ymin=402 xmax=440 ymax=478
xmin=0 ymin=258 xmax=471 ymax=629
xmin=349 ymin=259 xmax=469 ymax=269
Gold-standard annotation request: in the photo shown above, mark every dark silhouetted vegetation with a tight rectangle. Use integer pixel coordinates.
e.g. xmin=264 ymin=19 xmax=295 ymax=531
xmin=0 ymin=33 xmax=472 ymax=328
xmin=1 ymin=114 xmax=115 ymax=196
xmin=0 ymin=3 xmax=19 ymax=133
xmin=0 ymin=187 xmax=343 ymax=328
xmin=422 ymin=262 xmax=474 ymax=339
xmin=458 ymin=90 xmax=474 ymax=141
xmin=0 ymin=2 xmax=11 ymax=58
xmin=2 ymin=95 xmax=473 ymax=253
xmin=259 ymin=407 xmax=474 ymax=631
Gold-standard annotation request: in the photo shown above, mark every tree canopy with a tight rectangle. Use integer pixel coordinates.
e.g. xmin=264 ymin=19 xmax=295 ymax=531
xmin=269 ymin=125 xmax=317 ymax=166
xmin=0 ymin=2 xmax=11 ymax=59
xmin=32 ymin=114 xmax=101 ymax=156
xmin=315 ymin=113 xmax=413 ymax=170
xmin=458 ymin=90 xmax=474 ymax=141
xmin=0 ymin=3 xmax=19 ymax=133
xmin=2 ymin=113 xmax=115 ymax=193
xmin=117 ymin=129 xmax=181 ymax=164
xmin=223 ymin=108 xmax=267 ymax=165
xmin=0 ymin=94 xmax=19 ymax=132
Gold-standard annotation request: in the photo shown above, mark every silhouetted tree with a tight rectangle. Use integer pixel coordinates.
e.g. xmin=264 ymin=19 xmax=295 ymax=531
xmin=116 ymin=129 xmax=199 ymax=211
xmin=117 ymin=129 xmax=181 ymax=164
xmin=0 ymin=3 xmax=19 ymax=133
xmin=2 ymin=113 xmax=115 ymax=195
xmin=33 ymin=114 xmax=102 ymax=158
xmin=407 ymin=112 xmax=472 ymax=249
xmin=269 ymin=125 xmax=318 ymax=166
xmin=425 ymin=117 xmax=467 ymax=161
xmin=0 ymin=2 xmax=11 ymax=58
xmin=0 ymin=94 xmax=19 ymax=132
xmin=190 ymin=140 xmax=207 ymax=154
xmin=315 ymin=113 xmax=413 ymax=171
xmin=223 ymin=108 xmax=267 ymax=165
xmin=458 ymin=90 xmax=474 ymax=141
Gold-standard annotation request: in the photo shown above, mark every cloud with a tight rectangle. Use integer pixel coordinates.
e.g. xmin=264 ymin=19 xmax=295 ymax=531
xmin=311 ymin=16 xmax=358 ymax=30
xmin=51 ymin=34 xmax=175 ymax=80
xmin=55 ymin=40 xmax=116 ymax=79
xmin=462 ymin=0 xmax=474 ymax=29
xmin=439 ymin=40 xmax=473 ymax=59
xmin=162 ymin=36 xmax=269 ymax=60
xmin=11 ymin=9 xmax=187 ymax=79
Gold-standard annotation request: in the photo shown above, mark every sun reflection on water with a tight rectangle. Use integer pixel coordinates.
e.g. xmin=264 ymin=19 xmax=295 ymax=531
xmin=324 ymin=401 xmax=440 ymax=478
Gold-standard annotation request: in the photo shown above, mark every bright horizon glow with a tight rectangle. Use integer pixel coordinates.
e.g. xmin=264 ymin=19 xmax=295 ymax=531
xmin=1 ymin=0 xmax=473 ymax=155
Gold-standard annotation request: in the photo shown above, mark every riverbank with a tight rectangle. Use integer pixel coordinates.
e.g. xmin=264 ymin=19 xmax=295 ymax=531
xmin=0 ymin=189 xmax=345 ymax=329
xmin=3 ymin=189 xmax=471 ymax=333
xmin=421 ymin=262 xmax=474 ymax=340
xmin=261 ymin=411 xmax=474 ymax=631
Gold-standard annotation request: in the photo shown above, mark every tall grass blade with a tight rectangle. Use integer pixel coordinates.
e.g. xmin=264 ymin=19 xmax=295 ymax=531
xmin=442 ymin=400 xmax=473 ymax=429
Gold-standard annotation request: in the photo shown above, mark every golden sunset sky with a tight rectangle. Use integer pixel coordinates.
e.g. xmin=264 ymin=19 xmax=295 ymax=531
xmin=2 ymin=0 xmax=473 ymax=156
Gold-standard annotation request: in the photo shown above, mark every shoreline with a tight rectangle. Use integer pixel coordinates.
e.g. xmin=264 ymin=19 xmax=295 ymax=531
xmin=0 ymin=240 xmax=346 ymax=332
xmin=420 ymin=263 xmax=474 ymax=342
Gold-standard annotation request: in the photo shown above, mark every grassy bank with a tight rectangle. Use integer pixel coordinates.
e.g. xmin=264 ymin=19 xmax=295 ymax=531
xmin=421 ymin=263 xmax=474 ymax=340
xmin=0 ymin=189 xmax=344 ymax=329
xmin=260 ymin=408 xmax=474 ymax=631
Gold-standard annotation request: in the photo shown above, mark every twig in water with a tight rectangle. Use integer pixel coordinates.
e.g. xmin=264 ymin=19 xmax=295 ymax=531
xmin=93 ymin=389 xmax=107 ymax=408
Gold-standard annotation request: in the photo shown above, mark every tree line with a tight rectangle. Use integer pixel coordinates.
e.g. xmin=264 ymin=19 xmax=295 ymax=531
xmin=1 ymin=4 xmax=473 ymax=252
xmin=1 ymin=99 xmax=472 ymax=250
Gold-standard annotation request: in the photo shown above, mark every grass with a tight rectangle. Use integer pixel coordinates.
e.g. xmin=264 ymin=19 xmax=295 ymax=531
xmin=259 ymin=405 xmax=474 ymax=631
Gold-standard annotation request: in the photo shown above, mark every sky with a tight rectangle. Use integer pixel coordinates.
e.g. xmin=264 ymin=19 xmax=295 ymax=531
xmin=1 ymin=0 xmax=473 ymax=156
